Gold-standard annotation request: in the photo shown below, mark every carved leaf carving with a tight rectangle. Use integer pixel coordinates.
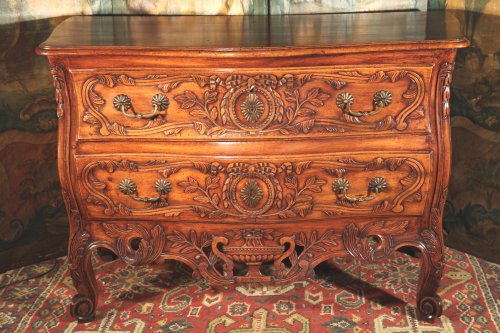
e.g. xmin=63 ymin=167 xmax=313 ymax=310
xmin=343 ymin=220 xmax=408 ymax=261
xmin=102 ymin=224 xmax=166 ymax=265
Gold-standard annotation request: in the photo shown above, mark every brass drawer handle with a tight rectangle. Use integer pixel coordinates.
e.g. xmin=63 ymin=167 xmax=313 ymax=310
xmin=332 ymin=176 xmax=387 ymax=203
xmin=118 ymin=178 xmax=172 ymax=204
xmin=336 ymin=90 xmax=392 ymax=117
xmin=113 ymin=93 xmax=169 ymax=119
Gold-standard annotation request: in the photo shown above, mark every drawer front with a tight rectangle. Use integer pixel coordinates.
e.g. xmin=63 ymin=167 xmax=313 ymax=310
xmin=73 ymin=65 xmax=432 ymax=140
xmin=76 ymin=153 xmax=431 ymax=221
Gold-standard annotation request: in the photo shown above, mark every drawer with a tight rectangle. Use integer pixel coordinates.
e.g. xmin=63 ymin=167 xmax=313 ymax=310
xmin=73 ymin=65 xmax=432 ymax=140
xmin=76 ymin=152 xmax=431 ymax=221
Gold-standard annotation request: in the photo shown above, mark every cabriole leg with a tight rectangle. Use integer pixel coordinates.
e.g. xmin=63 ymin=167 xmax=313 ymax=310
xmin=68 ymin=230 xmax=98 ymax=323
xmin=414 ymin=243 xmax=444 ymax=322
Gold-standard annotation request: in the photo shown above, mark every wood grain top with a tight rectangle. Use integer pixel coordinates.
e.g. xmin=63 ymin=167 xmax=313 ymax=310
xmin=38 ymin=11 xmax=469 ymax=56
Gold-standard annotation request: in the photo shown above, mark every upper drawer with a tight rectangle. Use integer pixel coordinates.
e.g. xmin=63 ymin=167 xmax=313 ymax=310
xmin=72 ymin=65 xmax=432 ymax=140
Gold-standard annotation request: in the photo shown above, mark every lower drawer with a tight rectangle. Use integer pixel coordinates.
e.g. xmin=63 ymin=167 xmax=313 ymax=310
xmin=75 ymin=152 xmax=431 ymax=221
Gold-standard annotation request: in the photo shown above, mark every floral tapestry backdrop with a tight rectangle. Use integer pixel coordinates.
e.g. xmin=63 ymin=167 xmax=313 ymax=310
xmin=0 ymin=0 xmax=498 ymax=272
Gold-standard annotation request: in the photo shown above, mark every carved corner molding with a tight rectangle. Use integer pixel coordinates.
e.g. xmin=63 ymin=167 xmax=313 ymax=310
xmin=93 ymin=219 xmax=408 ymax=284
xmin=438 ymin=62 xmax=454 ymax=120
xmin=82 ymin=156 xmax=426 ymax=219
xmin=81 ymin=69 xmax=426 ymax=137
xmin=50 ymin=66 xmax=66 ymax=119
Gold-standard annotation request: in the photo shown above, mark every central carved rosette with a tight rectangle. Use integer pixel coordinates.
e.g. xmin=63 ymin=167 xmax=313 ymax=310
xmin=241 ymin=93 xmax=265 ymax=123
xmin=230 ymin=82 xmax=275 ymax=133
xmin=240 ymin=180 xmax=264 ymax=208
xmin=226 ymin=163 xmax=278 ymax=216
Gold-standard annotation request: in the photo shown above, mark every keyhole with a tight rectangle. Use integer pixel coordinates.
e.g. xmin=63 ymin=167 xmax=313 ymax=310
xmin=129 ymin=237 xmax=143 ymax=251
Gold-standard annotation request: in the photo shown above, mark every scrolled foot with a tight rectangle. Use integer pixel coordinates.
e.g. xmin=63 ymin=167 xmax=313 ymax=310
xmin=417 ymin=295 xmax=442 ymax=322
xmin=70 ymin=295 xmax=96 ymax=323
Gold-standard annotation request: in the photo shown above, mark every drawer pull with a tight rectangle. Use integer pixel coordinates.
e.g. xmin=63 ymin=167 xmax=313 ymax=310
xmin=336 ymin=90 xmax=392 ymax=117
xmin=332 ymin=176 xmax=387 ymax=203
xmin=113 ymin=93 xmax=169 ymax=119
xmin=118 ymin=178 xmax=172 ymax=203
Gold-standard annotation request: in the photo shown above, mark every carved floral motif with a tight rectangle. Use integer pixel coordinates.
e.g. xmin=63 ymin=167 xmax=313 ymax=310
xmin=81 ymin=69 xmax=426 ymax=137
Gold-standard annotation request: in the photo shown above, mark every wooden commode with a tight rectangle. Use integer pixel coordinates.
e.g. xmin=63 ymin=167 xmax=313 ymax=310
xmin=37 ymin=12 xmax=469 ymax=323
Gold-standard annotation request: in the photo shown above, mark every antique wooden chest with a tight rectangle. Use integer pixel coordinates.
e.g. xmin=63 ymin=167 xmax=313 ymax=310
xmin=37 ymin=12 xmax=468 ymax=323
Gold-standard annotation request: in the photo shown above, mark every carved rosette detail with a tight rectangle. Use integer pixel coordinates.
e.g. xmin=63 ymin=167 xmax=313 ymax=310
xmin=241 ymin=93 xmax=265 ymax=123
xmin=102 ymin=224 xmax=166 ymax=265
xmin=50 ymin=66 xmax=66 ymax=118
xmin=240 ymin=180 xmax=264 ymax=207
xmin=373 ymin=90 xmax=393 ymax=107
xmin=81 ymin=69 xmax=426 ymax=137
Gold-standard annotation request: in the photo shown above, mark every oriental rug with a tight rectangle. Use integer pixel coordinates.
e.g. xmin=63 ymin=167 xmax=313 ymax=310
xmin=0 ymin=247 xmax=498 ymax=332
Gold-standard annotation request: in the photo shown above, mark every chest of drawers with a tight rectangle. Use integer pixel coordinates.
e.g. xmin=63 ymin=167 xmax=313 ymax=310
xmin=37 ymin=12 xmax=468 ymax=323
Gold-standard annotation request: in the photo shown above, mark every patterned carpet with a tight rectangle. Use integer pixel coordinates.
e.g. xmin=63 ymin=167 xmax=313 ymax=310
xmin=0 ymin=247 xmax=498 ymax=333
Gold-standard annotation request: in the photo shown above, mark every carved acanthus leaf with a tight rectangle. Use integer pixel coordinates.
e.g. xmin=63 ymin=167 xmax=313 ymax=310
xmin=102 ymin=224 xmax=166 ymax=265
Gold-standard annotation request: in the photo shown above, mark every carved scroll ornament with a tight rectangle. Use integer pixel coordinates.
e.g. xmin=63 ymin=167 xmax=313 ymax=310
xmin=95 ymin=220 xmax=408 ymax=284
